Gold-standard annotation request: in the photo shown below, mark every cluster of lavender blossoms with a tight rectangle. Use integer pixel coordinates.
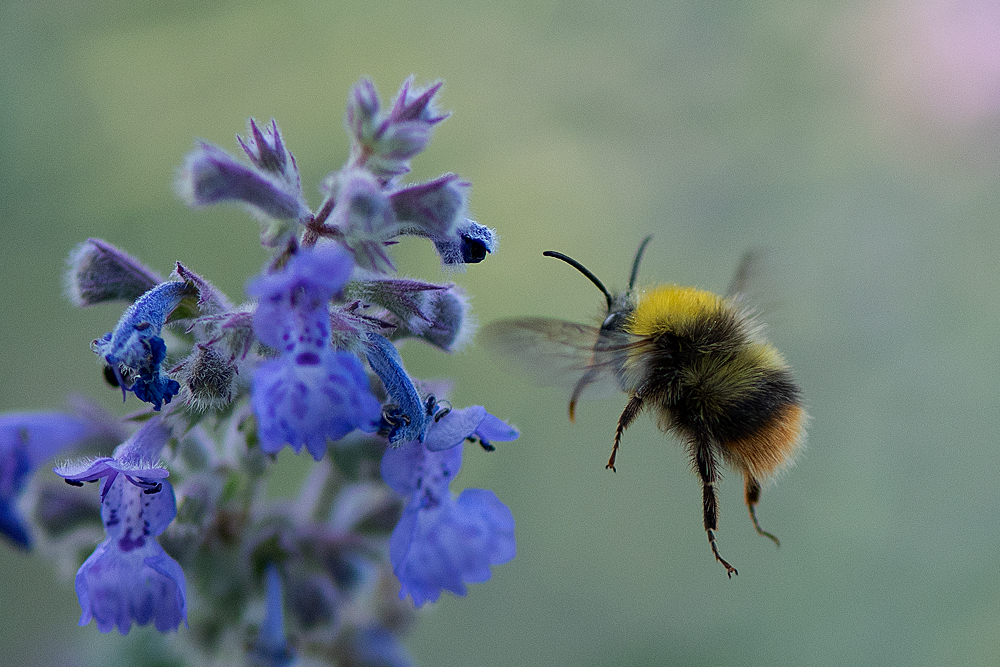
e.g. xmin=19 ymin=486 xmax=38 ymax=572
xmin=1 ymin=78 xmax=518 ymax=665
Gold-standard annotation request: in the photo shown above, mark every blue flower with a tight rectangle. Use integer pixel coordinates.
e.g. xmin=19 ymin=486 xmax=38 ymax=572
xmin=55 ymin=418 xmax=172 ymax=500
xmin=247 ymin=244 xmax=353 ymax=351
xmin=252 ymin=349 xmax=381 ymax=460
xmin=348 ymin=625 xmax=415 ymax=667
xmin=422 ymin=405 xmax=519 ymax=452
xmin=55 ymin=418 xmax=187 ymax=634
xmin=248 ymin=565 xmax=296 ymax=667
xmin=73 ymin=478 xmax=186 ymax=634
xmin=92 ymin=280 xmax=194 ymax=410
xmin=0 ymin=412 xmax=110 ymax=549
xmin=248 ymin=246 xmax=381 ymax=459
xmin=363 ymin=334 xmax=429 ymax=444
xmin=381 ymin=440 xmax=516 ymax=607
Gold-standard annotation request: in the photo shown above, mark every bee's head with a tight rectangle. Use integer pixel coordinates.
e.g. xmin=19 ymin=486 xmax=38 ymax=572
xmin=543 ymin=235 xmax=652 ymax=333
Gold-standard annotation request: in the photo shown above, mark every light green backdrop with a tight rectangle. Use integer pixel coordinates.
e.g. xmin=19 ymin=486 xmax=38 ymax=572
xmin=3 ymin=1 xmax=999 ymax=665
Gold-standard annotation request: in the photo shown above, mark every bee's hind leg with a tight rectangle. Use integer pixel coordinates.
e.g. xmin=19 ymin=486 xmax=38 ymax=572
xmin=693 ymin=435 xmax=738 ymax=578
xmin=745 ymin=476 xmax=780 ymax=547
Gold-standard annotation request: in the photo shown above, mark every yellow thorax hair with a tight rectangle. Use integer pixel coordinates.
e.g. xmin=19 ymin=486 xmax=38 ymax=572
xmin=626 ymin=285 xmax=724 ymax=336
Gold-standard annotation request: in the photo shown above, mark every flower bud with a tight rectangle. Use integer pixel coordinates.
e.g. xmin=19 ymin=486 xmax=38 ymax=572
xmin=65 ymin=238 xmax=163 ymax=307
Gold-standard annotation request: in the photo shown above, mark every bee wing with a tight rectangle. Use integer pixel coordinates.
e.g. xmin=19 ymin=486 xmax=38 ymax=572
xmin=726 ymin=249 xmax=762 ymax=301
xmin=725 ymin=248 xmax=786 ymax=328
xmin=479 ymin=317 xmax=631 ymax=403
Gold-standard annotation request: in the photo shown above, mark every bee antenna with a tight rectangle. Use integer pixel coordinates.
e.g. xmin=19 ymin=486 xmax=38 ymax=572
xmin=543 ymin=250 xmax=613 ymax=312
xmin=628 ymin=235 xmax=653 ymax=291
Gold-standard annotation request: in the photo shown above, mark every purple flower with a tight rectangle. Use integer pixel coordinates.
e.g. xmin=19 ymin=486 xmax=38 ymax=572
xmin=325 ymin=168 xmax=399 ymax=273
xmin=346 ymin=278 xmax=472 ymax=352
xmin=247 ymin=244 xmax=353 ymax=351
xmin=0 ymin=412 xmax=112 ymax=549
xmin=55 ymin=418 xmax=187 ymax=634
xmin=252 ymin=349 xmax=381 ymax=460
xmin=390 ymin=173 xmax=468 ymax=241
xmin=248 ymin=565 xmax=295 ymax=667
xmin=237 ymin=119 xmax=301 ymax=193
xmin=363 ymin=334 xmax=428 ymax=444
xmin=423 ymin=405 xmax=519 ymax=452
xmin=248 ymin=245 xmax=381 ymax=459
xmin=92 ymin=280 xmax=194 ymax=410
xmin=381 ymin=440 xmax=516 ymax=607
xmin=178 ymin=143 xmax=309 ymax=221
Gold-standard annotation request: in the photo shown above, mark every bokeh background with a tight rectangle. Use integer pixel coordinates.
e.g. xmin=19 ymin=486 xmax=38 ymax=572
xmin=3 ymin=1 xmax=1000 ymax=665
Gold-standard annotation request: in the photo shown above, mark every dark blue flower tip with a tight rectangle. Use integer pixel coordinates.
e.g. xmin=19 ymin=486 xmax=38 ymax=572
xmin=363 ymin=334 xmax=429 ymax=444
xmin=433 ymin=220 xmax=497 ymax=265
xmin=64 ymin=238 xmax=164 ymax=308
xmin=130 ymin=372 xmax=181 ymax=412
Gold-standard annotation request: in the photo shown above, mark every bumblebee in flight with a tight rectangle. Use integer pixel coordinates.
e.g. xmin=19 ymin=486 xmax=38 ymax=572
xmin=481 ymin=237 xmax=806 ymax=577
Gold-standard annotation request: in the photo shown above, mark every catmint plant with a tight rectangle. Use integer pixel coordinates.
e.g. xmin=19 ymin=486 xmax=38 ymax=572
xmin=3 ymin=77 xmax=517 ymax=666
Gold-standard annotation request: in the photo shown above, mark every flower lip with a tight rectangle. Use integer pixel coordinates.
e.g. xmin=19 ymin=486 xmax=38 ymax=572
xmin=54 ymin=417 xmax=171 ymax=501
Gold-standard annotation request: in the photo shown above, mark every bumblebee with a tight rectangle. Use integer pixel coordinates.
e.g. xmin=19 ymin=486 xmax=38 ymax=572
xmin=481 ymin=237 xmax=806 ymax=577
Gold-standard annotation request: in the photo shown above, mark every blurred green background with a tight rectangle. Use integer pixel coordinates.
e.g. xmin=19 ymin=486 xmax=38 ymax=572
xmin=3 ymin=0 xmax=1000 ymax=665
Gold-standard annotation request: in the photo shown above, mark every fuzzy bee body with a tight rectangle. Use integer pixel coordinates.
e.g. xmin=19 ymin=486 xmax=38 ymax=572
xmin=482 ymin=239 xmax=806 ymax=577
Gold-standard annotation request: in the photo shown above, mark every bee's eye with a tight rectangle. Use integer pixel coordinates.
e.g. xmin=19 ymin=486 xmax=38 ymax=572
xmin=601 ymin=312 xmax=628 ymax=331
